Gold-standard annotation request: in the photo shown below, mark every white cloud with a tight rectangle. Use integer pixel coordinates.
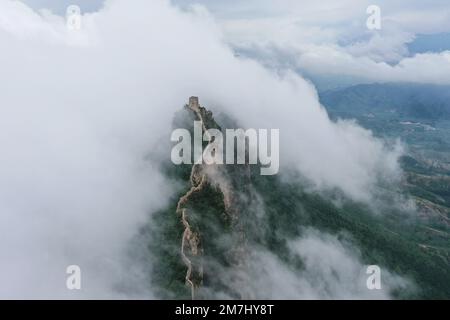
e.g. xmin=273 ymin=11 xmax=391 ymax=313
xmin=0 ymin=0 xmax=403 ymax=298
xmin=195 ymin=0 xmax=450 ymax=85
xmin=203 ymin=229 xmax=412 ymax=299
xmin=296 ymin=45 xmax=450 ymax=84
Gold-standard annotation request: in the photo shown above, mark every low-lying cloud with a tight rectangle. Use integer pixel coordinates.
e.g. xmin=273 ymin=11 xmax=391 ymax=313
xmin=202 ymin=229 xmax=412 ymax=299
xmin=0 ymin=0 xmax=403 ymax=298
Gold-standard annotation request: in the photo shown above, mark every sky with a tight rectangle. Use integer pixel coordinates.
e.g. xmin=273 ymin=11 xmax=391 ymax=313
xmin=22 ymin=0 xmax=104 ymax=13
xmin=20 ymin=0 xmax=450 ymax=88
xmin=0 ymin=0 xmax=445 ymax=298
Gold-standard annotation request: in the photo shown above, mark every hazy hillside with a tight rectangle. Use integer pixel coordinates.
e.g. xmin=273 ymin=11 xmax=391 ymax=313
xmin=320 ymin=83 xmax=450 ymax=121
xmin=143 ymin=100 xmax=450 ymax=299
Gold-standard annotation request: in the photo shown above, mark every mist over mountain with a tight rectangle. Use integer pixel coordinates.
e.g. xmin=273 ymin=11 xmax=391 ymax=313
xmin=0 ymin=0 xmax=449 ymax=301
xmin=145 ymin=99 xmax=449 ymax=299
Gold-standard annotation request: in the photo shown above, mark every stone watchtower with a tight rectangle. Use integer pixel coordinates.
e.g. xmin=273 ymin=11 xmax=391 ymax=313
xmin=189 ymin=96 xmax=200 ymax=111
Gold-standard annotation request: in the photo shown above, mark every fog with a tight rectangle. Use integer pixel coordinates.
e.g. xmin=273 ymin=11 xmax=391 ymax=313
xmin=0 ymin=0 xmax=403 ymax=298
xmin=209 ymin=230 xmax=411 ymax=299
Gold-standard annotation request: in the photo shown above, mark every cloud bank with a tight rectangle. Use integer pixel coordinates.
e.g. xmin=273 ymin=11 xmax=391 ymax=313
xmin=0 ymin=0 xmax=403 ymax=298
xmin=198 ymin=0 xmax=450 ymax=86
xmin=242 ymin=230 xmax=410 ymax=299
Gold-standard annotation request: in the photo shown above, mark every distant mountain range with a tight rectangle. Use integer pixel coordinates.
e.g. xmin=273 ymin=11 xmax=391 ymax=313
xmin=320 ymin=83 xmax=450 ymax=122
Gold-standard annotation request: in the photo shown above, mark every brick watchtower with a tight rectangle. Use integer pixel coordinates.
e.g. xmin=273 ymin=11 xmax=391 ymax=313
xmin=188 ymin=96 xmax=200 ymax=111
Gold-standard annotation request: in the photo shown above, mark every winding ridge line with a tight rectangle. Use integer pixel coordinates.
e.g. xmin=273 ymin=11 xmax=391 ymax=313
xmin=174 ymin=101 xmax=210 ymax=299
xmin=175 ymin=168 xmax=205 ymax=299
